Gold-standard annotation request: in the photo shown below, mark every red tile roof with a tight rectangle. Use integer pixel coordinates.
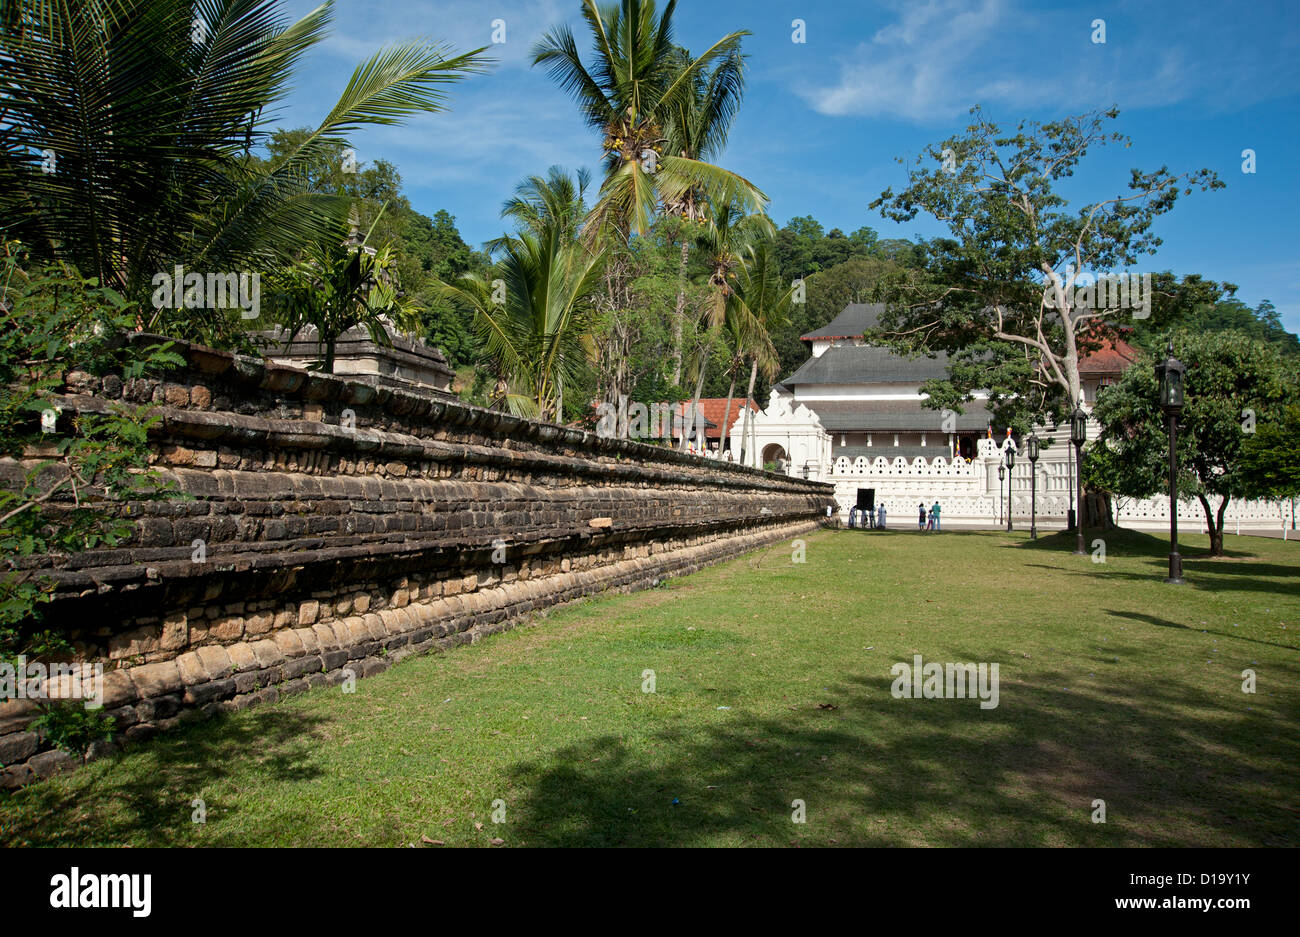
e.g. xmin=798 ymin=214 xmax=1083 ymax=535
xmin=673 ymin=398 xmax=760 ymax=439
xmin=1079 ymin=336 xmax=1139 ymax=374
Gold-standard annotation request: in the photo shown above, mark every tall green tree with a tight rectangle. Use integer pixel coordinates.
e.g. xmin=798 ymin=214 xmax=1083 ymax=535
xmin=726 ymin=241 xmax=793 ymax=465
xmin=532 ymin=0 xmax=765 ymax=242
xmin=869 ymin=106 xmax=1222 ymax=434
xmin=437 ymin=175 xmax=606 ymax=422
xmin=1 ymin=0 xmax=488 ymax=346
xmin=532 ymin=0 xmax=766 ymax=407
xmin=1087 ymin=330 xmax=1296 ymax=555
xmin=679 ymin=205 xmax=772 ymax=449
xmin=658 ymin=41 xmax=748 ymax=385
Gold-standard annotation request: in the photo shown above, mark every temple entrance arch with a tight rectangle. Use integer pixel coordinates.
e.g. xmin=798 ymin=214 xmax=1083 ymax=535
xmin=761 ymin=443 xmax=788 ymax=471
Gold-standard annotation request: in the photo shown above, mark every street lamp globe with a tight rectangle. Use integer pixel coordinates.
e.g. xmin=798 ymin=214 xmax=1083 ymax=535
xmin=1027 ymin=433 xmax=1040 ymax=463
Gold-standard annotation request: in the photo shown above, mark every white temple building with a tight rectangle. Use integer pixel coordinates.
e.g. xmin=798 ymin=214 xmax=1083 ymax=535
xmin=732 ymin=304 xmax=1285 ymax=533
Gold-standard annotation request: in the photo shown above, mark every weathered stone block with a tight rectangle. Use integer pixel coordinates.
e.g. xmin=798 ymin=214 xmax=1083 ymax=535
xmin=184 ymin=678 xmax=236 ymax=706
xmin=0 ymin=731 xmax=39 ymax=766
xmin=28 ymin=749 xmax=76 ymax=779
xmin=294 ymin=628 xmax=320 ymax=655
xmin=321 ymin=649 xmax=348 ymax=671
xmin=175 ymin=651 xmax=209 ymax=686
xmin=298 ymin=600 xmax=320 ymax=626
xmin=109 ymin=624 xmax=161 ymax=660
xmin=209 ymin=616 xmax=244 ymax=642
xmin=130 ymin=661 xmax=183 ymax=699
xmin=312 ymin=623 xmax=339 ymax=650
xmin=232 ymin=671 xmax=258 ymax=695
xmin=283 ymin=656 xmax=322 ymax=680
xmin=244 ymin=612 xmax=273 ymax=637
xmin=195 ymin=645 xmax=234 ymax=681
xmin=249 ymin=639 xmax=285 ymax=669
xmin=227 ymin=643 xmax=259 ymax=673
xmin=272 ymin=630 xmax=305 ymax=658
xmin=99 ymin=670 xmax=137 ymax=709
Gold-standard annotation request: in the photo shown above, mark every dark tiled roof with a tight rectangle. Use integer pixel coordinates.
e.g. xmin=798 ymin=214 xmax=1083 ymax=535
xmin=800 ymin=303 xmax=886 ymax=341
xmin=784 ymin=343 xmax=952 ymax=387
xmin=801 ymin=398 xmax=992 ymax=432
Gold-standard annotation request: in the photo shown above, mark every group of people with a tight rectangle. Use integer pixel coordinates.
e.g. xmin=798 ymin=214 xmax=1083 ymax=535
xmin=918 ymin=501 xmax=942 ymax=532
xmin=848 ymin=503 xmax=887 ymax=530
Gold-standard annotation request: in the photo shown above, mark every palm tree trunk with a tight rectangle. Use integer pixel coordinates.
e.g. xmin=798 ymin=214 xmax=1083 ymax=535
xmin=671 ymin=238 xmax=690 ymax=387
xmin=738 ymin=358 xmax=758 ymax=466
xmin=718 ymin=377 xmax=736 ymax=459
xmin=323 ymin=332 xmax=337 ymax=374
xmin=681 ymin=353 xmax=708 ymax=452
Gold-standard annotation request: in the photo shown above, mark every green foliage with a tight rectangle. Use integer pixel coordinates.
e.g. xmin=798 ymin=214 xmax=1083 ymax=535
xmin=1088 ymin=330 xmax=1297 ymax=552
xmin=532 ymin=0 xmax=765 ymax=241
xmin=437 ymin=173 xmax=606 ymax=422
xmin=868 ymin=106 xmax=1223 ymax=424
xmin=772 ymin=215 xmax=885 ymax=278
xmin=263 ymin=208 xmax=421 ymax=372
xmin=0 ymin=243 xmax=177 ymax=768
xmin=1239 ymin=404 xmax=1300 ymax=499
xmin=1 ymin=0 xmax=489 ymax=348
xmin=29 ymin=703 xmax=117 ymax=763
xmin=0 ymin=242 xmax=179 ymax=664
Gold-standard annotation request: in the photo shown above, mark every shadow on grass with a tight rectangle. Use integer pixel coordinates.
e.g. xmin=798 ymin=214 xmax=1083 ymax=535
xmin=0 ymin=707 xmax=328 ymax=846
xmin=504 ymin=664 xmax=1300 ymax=848
xmin=1012 ymin=527 xmax=1261 ymax=560
xmin=1103 ymin=609 xmax=1298 ymax=652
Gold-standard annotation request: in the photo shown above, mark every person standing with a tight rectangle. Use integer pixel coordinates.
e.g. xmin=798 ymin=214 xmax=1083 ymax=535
xmin=918 ymin=502 xmax=927 ymax=531
xmin=877 ymin=503 xmax=886 ymax=529
xmin=931 ymin=501 xmax=942 ymax=532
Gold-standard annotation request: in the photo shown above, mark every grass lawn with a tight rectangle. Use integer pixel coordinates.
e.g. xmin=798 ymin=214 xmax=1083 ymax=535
xmin=2 ymin=526 xmax=1297 ymax=847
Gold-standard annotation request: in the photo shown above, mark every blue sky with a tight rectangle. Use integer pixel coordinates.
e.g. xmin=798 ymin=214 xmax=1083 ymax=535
xmin=274 ymin=0 xmax=1300 ymax=331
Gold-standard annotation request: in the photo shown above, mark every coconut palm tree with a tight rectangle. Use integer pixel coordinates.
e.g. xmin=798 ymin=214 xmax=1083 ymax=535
xmin=678 ymin=205 xmax=773 ymax=450
xmin=531 ymin=0 xmax=766 ymax=244
xmin=726 ymin=240 xmax=793 ymax=466
xmin=0 ymin=0 xmax=489 ymax=346
xmin=437 ymin=186 xmax=606 ymax=422
xmin=659 ymin=42 xmax=747 ymax=384
xmin=485 ymin=166 xmax=592 ymax=256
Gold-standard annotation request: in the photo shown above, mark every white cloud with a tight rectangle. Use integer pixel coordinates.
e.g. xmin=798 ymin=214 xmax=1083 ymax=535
xmin=795 ymin=0 xmax=1265 ymax=123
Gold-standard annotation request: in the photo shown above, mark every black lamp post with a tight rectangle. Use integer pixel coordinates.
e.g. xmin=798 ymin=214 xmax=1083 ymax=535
xmin=1071 ymin=405 xmax=1087 ymax=555
xmin=1155 ymin=341 xmax=1187 ymax=584
xmin=997 ymin=463 xmax=1005 ymax=526
xmin=1005 ymin=445 xmax=1016 ymax=532
xmin=1027 ymin=433 xmax=1040 ymax=539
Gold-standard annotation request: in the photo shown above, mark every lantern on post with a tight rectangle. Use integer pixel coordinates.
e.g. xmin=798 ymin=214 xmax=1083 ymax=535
xmin=1071 ymin=405 xmax=1087 ymax=555
xmin=1155 ymin=341 xmax=1187 ymax=584
xmin=1004 ymin=445 xmax=1016 ymax=532
xmin=1027 ymin=432 xmax=1040 ymax=539
xmin=997 ymin=463 xmax=1005 ymax=526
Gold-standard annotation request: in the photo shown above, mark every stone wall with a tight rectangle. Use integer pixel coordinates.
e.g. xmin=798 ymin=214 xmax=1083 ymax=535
xmin=0 ymin=335 xmax=834 ymax=785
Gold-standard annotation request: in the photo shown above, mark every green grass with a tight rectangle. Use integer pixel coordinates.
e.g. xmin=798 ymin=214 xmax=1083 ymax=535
xmin=3 ymin=526 xmax=1298 ymax=847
